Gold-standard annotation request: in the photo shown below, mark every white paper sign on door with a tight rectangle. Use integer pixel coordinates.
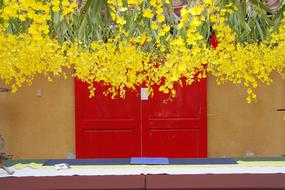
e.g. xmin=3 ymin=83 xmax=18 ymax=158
xmin=141 ymin=88 xmax=148 ymax=100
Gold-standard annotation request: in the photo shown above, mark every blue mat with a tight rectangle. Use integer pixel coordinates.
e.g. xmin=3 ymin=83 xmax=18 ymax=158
xmin=169 ymin=158 xmax=237 ymax=165
xmin=43 ymin=158 xmax=130 ymax=166
xmin=43 ymin=158 xmax=237 ymax=166
xmin=130 ymin=157 xmax=169 ymax=165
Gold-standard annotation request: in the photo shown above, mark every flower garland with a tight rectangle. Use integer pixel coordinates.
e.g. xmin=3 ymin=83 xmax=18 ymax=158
xmin=0 ymin=0 xmax=284 ymax=106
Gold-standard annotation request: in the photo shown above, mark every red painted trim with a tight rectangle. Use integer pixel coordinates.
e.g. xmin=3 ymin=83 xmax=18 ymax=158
xmin=201 ymin=78 xmax=208 ymax=157
xmin=74 ymin=78 xmax=81 ymax=158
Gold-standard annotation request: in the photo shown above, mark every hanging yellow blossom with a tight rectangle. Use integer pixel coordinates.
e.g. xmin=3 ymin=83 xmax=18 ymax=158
xmin=0 ymin=0 xmax=284 ymax=114
xmin=143 ymin=9 xmax=154 ymax=18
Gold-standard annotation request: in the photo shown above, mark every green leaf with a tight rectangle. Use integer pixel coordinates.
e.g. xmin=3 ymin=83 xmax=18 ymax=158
xmin=249 ymin=0 xmax=273 ymax=14
xmin=273 ymin=3 xmax=285 ymax=27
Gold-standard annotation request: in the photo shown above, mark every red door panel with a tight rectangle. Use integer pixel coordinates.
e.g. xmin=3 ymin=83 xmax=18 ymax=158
xmin=142 ymin=79 xmax=207 ymax=158
xmin=75 ymin=80 xmax=141 ymax=158
xmin=75 ymin=79 xmax=207 ymax=158
xmin=142 ymin=129 xmax=201 ymax=157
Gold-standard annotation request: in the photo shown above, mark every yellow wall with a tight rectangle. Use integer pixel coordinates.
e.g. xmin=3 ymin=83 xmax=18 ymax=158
xmin=0 ymin=72 xmax=285 ymax=159
xmin=208 ymin=73 xmax=285 ymax=157
xmin=0 ymin=74 xmax=75 ymax=159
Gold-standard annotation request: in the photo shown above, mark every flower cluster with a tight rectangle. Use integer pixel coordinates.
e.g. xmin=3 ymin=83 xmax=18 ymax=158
xmin=0 ymin=0 xmax=284 ymax=106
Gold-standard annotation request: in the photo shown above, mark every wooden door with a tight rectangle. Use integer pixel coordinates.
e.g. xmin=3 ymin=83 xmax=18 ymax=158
xmin=142 ymin=79 xmax=207 ymax=157
xmin=75 ymin=80 xmax=207 ymax=158
xmin=75 ymin=80 xmax=141 ymax=158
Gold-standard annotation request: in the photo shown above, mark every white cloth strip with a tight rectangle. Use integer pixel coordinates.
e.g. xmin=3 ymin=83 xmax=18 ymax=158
xmin=1 ymin=166 xmax=285 ymax=177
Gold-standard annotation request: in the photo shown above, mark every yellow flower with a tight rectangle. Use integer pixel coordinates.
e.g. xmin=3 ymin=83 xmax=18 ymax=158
xmin=210 ymin=15 xmax=217 ymax=22
xmin=151 ymin=22 xmax=158 ymax=30
xmin=162 ymin=25 xmax=170 ymax=32
xmin=52 ymin=5 xmax=60 ymax=12
xmin=192 ymin=17 xmax=202 ymax=27
xmin=52 ymin=0 xmax=60 ymax=12
xmin=157 ymin=15 xmax=165 ymax=23
xmin=0 ymin=0 xmax=285 ymax=108
xmin=204 ymin=0 xmax=213 ymax=5
xmin=116 ymin=17 xmax=126 ymax=25
xmin=180 ymin=7 xmax=188 ymax=17
xmin=189 ymin=6 xmax=204 ymax=16
xmin=62 ymin=0 xmax=69 ymax=7
xmin=143 ymin=9 xmax=154 ymax=19
xmin=158 ymin=30 xmax=165 ymax=37
xmin=156 ymin=7 xmax=163 ymax=15
xmin=178 ymin=20 xmax=185 ymax=29
xmin=117 ymin=0 xmax=123 ymax=7
xmin=128 ymin=0 xmax=142 ymax=5
xmin=150 ymin=0 xmax=157 ymax=6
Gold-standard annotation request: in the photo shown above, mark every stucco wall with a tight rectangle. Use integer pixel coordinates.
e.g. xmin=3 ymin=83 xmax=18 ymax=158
xmin=208 ymin=73 xmax=285 ymax=157
xmin=0 ymin=74 xmax=75 ymax=159
xmin=0 ymin=72 xmax=284 ymax=159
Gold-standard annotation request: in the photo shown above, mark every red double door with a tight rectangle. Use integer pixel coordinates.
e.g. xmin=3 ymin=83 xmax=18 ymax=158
xmin=75 ymin=80 xmax=207 ymax=158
